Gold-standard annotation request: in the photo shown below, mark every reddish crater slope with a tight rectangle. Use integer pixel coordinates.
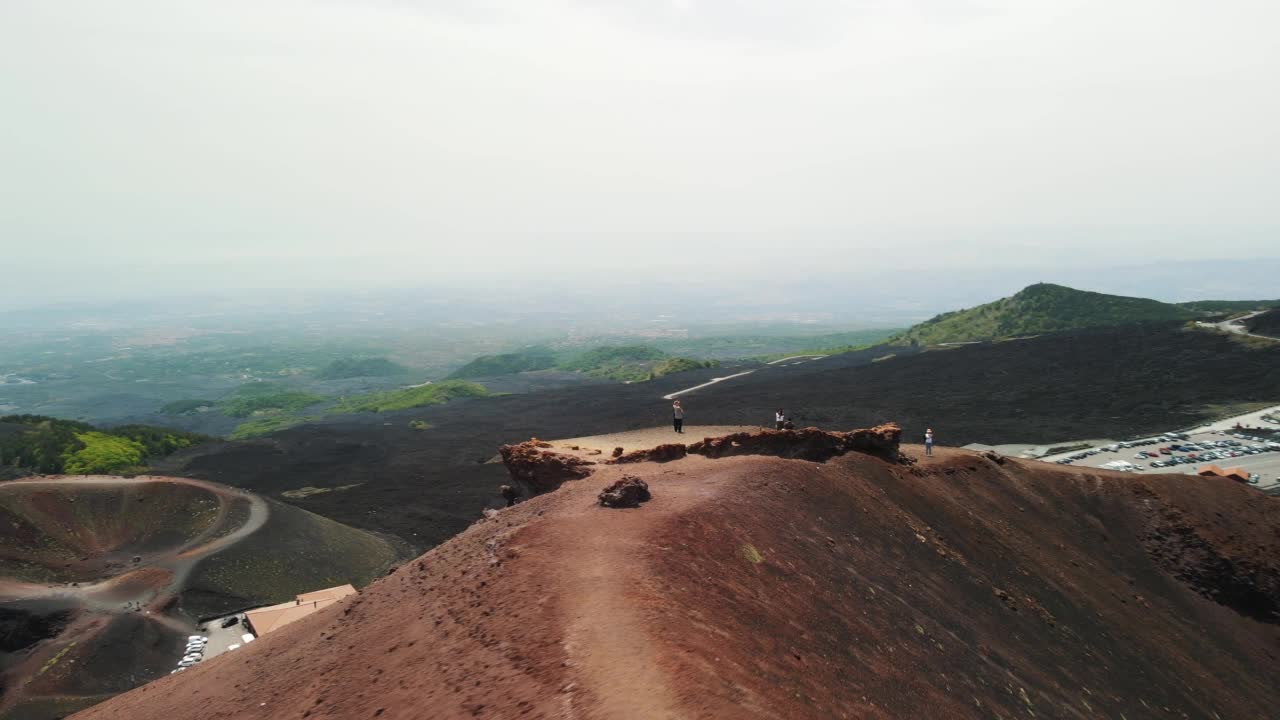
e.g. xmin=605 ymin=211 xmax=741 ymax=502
xmin=73 ymin=434 xmax=1280 ymax=720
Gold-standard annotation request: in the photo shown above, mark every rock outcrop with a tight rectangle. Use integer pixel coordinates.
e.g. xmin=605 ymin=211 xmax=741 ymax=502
xmin=498 ymin=440 xmax=595 ymax=495
xmin=611 ymin=443 xmax=687 ymax=464
xmin=687 ymin=424 xmax=901 ymax=463
xmin=597 ymin=476 xmax=651 ymax=508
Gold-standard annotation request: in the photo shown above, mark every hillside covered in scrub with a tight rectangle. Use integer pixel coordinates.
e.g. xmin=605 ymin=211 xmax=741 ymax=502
xmin=890 ymin=283 xmax=1196 ymax=345
xmin=0 ymin=415 xmax=208 ymax=476
xmin=448 ymin=344 xmax=717 ymax=382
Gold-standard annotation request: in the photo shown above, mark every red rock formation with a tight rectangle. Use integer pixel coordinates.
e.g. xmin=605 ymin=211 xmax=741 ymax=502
xmin=611 ymin=443 xmax=688 ymax=464
xmin=687 ymin=424 xmax=901 ymax=463
xmin=597 ymin=475 xmax=651 ymax=508
xmin=498 ymin=440 xmax=595 ymax=495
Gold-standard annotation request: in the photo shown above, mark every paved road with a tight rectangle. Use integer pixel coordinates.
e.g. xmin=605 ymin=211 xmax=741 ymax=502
xmin=1198 ymin=310 xmax=1277 ymax=342
xmin=662 ymin=371 xmax=756 ymax=400
xmin=663 ymin=355 xmax=829 ymax=400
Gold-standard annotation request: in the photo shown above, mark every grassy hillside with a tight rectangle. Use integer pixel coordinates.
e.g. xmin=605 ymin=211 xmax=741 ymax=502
xmin=217 ymin=383 xmax=326 ymax=418
xmin=450 ymin=345 xmax=718 ymax=383
xmin=315 ymin=357 xmax=408 ymax=380
xmin=890 ymin=283 xmax=1195 ymax=345
xmin=447 ymin=348 xmax=557 ymax=379
xmin=328 ymin=380 xmax=488 ymax=414
xmin=1177 ymin=299 xmax=1280 ymax=314
xmin=0 ymin=415 xmax=208 ymax=475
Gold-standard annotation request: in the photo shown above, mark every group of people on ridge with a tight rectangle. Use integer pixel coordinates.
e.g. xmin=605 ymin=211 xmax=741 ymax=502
xmin=672 ymin=400 xmax=937 ymax=456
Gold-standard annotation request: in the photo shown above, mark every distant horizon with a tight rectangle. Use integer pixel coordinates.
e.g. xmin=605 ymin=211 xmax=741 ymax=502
xmin=4 ymin=1 xmax=1278 ymax=314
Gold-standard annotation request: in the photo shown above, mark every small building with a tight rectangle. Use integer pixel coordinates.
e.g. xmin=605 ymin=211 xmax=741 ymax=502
xmin=1197 ymin=465 xmax=1251 ymax=483
xmin=243 ymin=584 xmax=357 ymax=637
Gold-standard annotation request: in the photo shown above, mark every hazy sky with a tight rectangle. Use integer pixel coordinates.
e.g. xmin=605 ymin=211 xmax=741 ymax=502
xmin=2 ymin=0 xmax=1277 ymax=307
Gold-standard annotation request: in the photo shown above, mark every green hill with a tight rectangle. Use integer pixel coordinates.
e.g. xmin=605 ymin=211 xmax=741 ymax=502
xmin=448 ymin=345 xmax=717 ymax=383
xmin=0 ymin=415 xmax=209 ymax=475
xmin=315 ymin=357 xmax=408 ymax=380
xmin=890 ymin=283 xmax=1196 ymax=346
xmin=328 ymin=379 xmax=488 ymax=414
xmin=447 ymin=348 xmax=557 ymax=379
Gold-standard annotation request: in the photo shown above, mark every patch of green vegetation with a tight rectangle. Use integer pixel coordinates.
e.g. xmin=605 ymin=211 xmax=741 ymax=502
xmin=890 ymin=283 xmax=1196 ymax=346
xmin=61 ymin=432 xmax=144 ymax=475
xmin=447 ymin=348 xmax=558 ymax=379
xmin=315 ymin=357 xmax=408 ymax=380
xmin=654 ymin=328 xmax=902 ymax=360
xmin=741 ymin=544 xmax=764 ymax=564
xmin=650 ymin=357 xmax=719 ymax=378
xmin=0 ymin=416 xmax=207 ymax=474
xmin=328 ymin=380 xmax=488 ymax=414
xmin=559 ymin=345 xmax=715 ymax=382
xmin=159 ymin=398 xmax=215 ymax=415
xmin=218 ymin=383 xmax=327 ymax=418
xmin=409 ymin=419 xmax=433 ymax=430
xmin=228 ymin=414 xmax=316 ymax=440
xmin=1176 ymin=299 xmax=1280 ymax=314
xmin=109 ymin=425 xmax=208 ymax=456
xmin=449 ymin=344 xmax=716 ymax=383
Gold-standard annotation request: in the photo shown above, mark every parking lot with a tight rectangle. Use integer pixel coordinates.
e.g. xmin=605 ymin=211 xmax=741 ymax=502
xmin=197 ymin=612 xmax=255 ymax=660
xmin=1038 ymin=407 xmax=1280 ymax=494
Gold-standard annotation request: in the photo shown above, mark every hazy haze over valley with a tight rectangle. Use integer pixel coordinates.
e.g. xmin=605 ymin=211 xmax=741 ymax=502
xmin=2 ymin=0 xmax=1278 ymax=311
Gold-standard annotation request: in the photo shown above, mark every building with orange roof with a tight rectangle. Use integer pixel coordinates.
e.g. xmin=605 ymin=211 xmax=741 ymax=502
xmin=1197 ymin=465 xmax=1251 ymax=483
xmin=244 ymin=584 xmax=357 ymax=637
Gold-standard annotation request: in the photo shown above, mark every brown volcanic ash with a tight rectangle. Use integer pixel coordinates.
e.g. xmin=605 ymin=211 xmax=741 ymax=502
xmin=72 ymin=437 xmax=1280 ymax=720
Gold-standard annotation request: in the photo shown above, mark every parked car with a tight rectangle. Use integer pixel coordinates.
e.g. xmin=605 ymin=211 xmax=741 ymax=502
xmin=221 ymin=616 xmax=241 ymax=629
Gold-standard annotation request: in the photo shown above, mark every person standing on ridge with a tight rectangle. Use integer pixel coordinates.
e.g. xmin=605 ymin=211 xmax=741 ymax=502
xmin=925 ymin=428 xmax=934 ymax=457
xmin=672 ymin=400 xmax=685 ymax=434
xmin=775 ymin=409 xmax=785 ymax=430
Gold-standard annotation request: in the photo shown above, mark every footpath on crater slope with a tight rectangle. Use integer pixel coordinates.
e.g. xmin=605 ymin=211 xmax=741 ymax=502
xmin=73 ymin=427 xmax=1280 ymax=720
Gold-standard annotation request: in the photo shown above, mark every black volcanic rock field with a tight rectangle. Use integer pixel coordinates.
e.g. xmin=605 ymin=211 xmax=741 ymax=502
xmin=1246 ymin=308 xmax=1280 ymax=339
xmin=151 ymin=323 xmax=1280 ymax=553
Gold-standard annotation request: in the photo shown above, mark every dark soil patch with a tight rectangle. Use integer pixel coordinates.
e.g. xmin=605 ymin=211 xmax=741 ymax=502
xmin=1246 ymin=308 xmax=1280 ymax=339
xmin=0 ymin=605 xmax=75 ymax=653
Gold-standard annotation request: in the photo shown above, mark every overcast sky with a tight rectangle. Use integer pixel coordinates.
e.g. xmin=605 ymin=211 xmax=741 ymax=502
xmin=1 ymin=0 xmax=1277 ymax=308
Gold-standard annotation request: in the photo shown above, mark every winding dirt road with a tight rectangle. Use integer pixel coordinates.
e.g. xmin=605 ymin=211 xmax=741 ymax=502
xmin=0 ymin=475 xmax=268 ymax=609
xmin=0 ymin=475 xmax=270 ymax=716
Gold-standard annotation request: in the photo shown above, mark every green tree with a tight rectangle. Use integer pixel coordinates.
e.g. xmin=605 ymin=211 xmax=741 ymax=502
xmin=61 ymin=432 xmax=145 ymax=474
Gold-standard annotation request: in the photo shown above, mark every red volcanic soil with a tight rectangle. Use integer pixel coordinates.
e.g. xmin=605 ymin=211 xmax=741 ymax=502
xmin=73 ymin=436 xmax=1280 ymax=720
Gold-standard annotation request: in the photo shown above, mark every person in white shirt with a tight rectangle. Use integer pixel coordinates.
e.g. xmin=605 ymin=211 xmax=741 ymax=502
xmin=775 ymin=409 xmax=785 ymax=430
xmin=672 ymin=400 xmax=685 ymax=433
xmin=925 ymin=428 xmax=934 ymax=456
